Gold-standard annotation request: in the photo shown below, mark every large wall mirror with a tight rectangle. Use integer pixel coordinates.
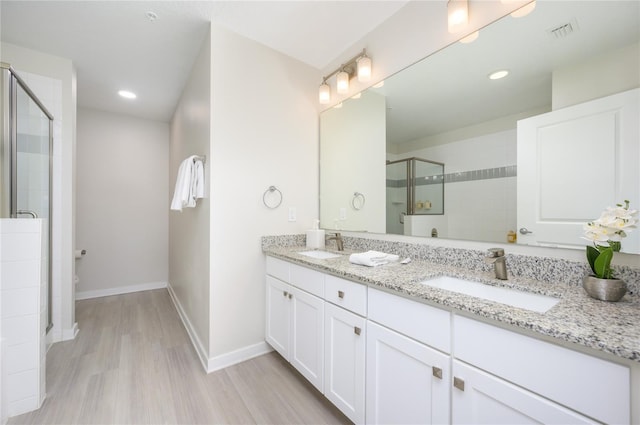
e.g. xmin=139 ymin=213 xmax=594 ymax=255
xmin=320 ymin=1 xmax=640 ymax=254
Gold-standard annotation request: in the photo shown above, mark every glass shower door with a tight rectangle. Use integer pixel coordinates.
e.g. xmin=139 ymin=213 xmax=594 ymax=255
xmin=386 ymin=159 xmax=409 ymax=235
xmin=3 ymin=65 xmax=54 ymax=333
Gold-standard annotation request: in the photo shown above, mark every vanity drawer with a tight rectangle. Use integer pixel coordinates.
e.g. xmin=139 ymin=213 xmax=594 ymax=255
xmin=454 ymin=315 xmax=630 ymax=425
xmin=324 ymin=275 xmax=367 ymax=316
xmin=266 ymin=256 xmax=289 ymax=282
xmin=368 ymin=287 xmax=451 ymax=353
xmin=289 ymin=263 xmax=324 ymax=298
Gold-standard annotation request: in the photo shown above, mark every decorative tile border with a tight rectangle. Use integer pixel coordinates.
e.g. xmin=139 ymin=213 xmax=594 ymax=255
xmin=386 ymin=165 xmax=517 ymax=188
xmin=262 ymin=234 xmax=640 ymax=295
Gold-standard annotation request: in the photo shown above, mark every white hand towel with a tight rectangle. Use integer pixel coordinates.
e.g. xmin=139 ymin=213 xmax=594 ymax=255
xmin=171 ymin=156 xmax=205 ymax=212
xmin=349 ymin=250 xmax=400 ymax=267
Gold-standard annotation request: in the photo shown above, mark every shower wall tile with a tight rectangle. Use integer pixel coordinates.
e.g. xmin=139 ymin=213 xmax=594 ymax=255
xmin=0 ymin=218 xmax=46 ymax=416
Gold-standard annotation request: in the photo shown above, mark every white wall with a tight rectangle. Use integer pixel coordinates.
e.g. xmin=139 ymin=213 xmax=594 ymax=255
xmin=552 ymin=41 xmax=640 ymax=110
xmin=208 ymin=23 xmax=319 ymax=364
xmin=320 ymin=91 xmax=386 ymax=232
xmin=0 ymin=43 xmax=77 ymax=342
xmin=169 ymin=30 xmax=212 ymax=367
xmin=75 ymin=108 xmax=169 ymax=299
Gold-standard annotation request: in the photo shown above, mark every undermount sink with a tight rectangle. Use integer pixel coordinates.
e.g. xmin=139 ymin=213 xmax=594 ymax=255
xmin=297 ymin=250 xmax=342 ymax=260
xmin=420 ymin=276 xmax=560 ymax=313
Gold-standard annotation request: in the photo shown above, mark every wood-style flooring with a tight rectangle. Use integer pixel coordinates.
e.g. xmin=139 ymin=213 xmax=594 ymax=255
xmin=9 ymin=289 xmax=351 ymax=425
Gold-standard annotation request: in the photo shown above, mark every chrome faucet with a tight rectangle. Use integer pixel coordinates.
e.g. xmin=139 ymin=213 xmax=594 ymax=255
xmin=485 ymin=248 xmax=508 ymax=280
xmin=326 ymin=232 xmax=344 ymax=251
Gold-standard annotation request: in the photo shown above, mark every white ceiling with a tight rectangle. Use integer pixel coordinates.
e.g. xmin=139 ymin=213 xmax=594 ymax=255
xmin=370 ymin=0 xmax=640 ymax=146
xmin=0 ymin=1 xmax=408 ymax=122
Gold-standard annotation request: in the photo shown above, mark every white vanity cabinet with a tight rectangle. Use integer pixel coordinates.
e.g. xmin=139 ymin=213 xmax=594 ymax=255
xmin=324 ymin=275 xmax=367 ymax=424
xmin=366 ymin=288 xmax=451 ymax=425
xmin=452 ymin=315 xmax=630 ymax=425
xmin=265 ymin=255 xmax=635 ymax=424
xmin=265 ymin=258 xmax=324 ymax=392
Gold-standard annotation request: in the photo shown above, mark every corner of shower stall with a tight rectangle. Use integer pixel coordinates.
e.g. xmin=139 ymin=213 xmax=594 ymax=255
xmin=0 ymin=62 xmax=52 ymax=417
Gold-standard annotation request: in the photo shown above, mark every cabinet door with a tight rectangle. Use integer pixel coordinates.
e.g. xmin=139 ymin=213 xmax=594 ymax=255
xmin=324 ymin=303 xmax=366 ymax=424
xmin=366 ymin=321 xmax=450 ymax=425
xmin=265 ymin=276 xmax=290 ymax=359
xmin=452 ymin=361 xmax=595 ymax=424
xmin=290 ymin=286 xmax=324 ymax=392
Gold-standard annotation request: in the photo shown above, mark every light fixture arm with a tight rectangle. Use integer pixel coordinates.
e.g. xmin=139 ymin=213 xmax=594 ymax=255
xmin=321 ymin=48 xmax=368 ymax=82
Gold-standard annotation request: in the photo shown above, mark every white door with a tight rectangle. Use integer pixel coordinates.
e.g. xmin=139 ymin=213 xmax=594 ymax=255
xmin=324 ymin=303 xmax=366 ymax=424
xmin=517 ymin=88 xmax=639 ymax=252
xmin=289 ymin=286 xmax=324 ymax=392
xmin=452 ymin=361 xmax=595 ymax=424
xmin=366 ymin=321 xmax=450 ymax=425
xmin=265 ymin=276 xmax=290 ymax=359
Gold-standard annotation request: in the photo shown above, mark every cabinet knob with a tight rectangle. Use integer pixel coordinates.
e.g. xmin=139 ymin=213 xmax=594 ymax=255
xmin=338 ymin=290 xmax=345 ymax=299
xmin=453 ymin=377 xmax=465 ymax=391
xmin=354 ymin=326 xmax=361 ymax=336
xmin=432 ymin=366 xmax=443 ymax=380
xmin=288 ymin=293 xmax=292 ymax=299
xmin=283 ymin=291 xmax=288 ymax=297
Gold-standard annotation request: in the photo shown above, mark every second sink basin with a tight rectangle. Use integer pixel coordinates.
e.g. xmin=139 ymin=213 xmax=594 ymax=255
xmin=420 ymin=276 xmax=560 ymax=313
xmin=298 ymin=250 xmax=342 ymax=260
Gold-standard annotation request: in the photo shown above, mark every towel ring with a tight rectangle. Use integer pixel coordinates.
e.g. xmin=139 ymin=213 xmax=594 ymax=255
xmin=351 ymin=192 xmax=365 ymax=210
xmin=263 ymin=186 xmax=283 ymax=209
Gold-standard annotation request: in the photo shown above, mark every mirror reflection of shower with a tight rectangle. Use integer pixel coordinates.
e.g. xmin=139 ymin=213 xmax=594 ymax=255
xmin=1 ymin=62 xmax=54 ymax=333
xmin=386 ymin=157 xmax=444 ymax=235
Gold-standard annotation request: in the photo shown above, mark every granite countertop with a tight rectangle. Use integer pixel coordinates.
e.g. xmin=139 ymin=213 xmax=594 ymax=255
xmin=264 ymin=245 xmax=640 ymax=363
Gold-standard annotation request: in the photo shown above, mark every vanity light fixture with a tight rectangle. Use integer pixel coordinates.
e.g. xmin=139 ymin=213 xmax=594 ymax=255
xmin=459 ymin=31 xmax=479 ymax=44
xmin=447 ymin=0 xmax=469 ymax=33
xmin=118 ymin=90 xmax=137 ymax=99
xmin=318 ymin=49 xmax=372 ymax=104
xmin=511 ymin=0 xmax=536 ymax=18
xmin=336 ymin=69 xmax=350 ymax=94
xmin=489 ymin=70 xmax=509 ymax=80
xmin=319 ymin=80 xmax=331 ymax=104
xmin=501 ymin=0 xmax=536 ymax=18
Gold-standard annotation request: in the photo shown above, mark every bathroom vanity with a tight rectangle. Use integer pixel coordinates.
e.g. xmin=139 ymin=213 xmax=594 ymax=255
xmin=263 ymin=239 xmax=640 ymax=424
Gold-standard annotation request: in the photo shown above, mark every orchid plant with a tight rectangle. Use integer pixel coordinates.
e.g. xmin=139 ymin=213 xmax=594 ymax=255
xmin=583 ymin=200 xmax=637 ymax=279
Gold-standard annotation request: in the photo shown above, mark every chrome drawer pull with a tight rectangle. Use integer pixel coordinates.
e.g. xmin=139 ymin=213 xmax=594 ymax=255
xmin=453 ymin=377 xmax=465 ymax=391
xmin=354 ymin=326 xmax=361 ymax=335
xmin=338 ymin=290 xmax=345 ymax=299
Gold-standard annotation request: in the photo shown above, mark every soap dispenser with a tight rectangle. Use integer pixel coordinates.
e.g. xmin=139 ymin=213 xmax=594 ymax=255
xmin=306 ymin=220 xmax=326 ymax=249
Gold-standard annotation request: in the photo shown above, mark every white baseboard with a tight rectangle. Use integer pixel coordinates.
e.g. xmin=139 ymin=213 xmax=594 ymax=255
xmin=166 ymin=284 xmax=210 ymax=371
xmin=62 ymin=322 xmax=79 ymax=341
xmin=166 ymin=283 xmax=273 ymax=374
xmin=207 ymin=341 xmax=273 ymax=373
xmin=75 ymin=281 xmax=167 ymax=300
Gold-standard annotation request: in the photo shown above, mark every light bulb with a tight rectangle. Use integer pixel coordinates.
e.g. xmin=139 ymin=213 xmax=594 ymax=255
xmin=357 ymin=55 xmax=372 ymax=83
xmin=319 ymin=82 xmax=331 ymax=104
xmin=337 ymin=70 xmax=349 ymax=94
xmin=511 ymin=0 xmax=536 ymax=17
xmin=459 ymin=31 xmax=479 ymax=44
xmin=447 ymin=0 xmax=469 ymax=33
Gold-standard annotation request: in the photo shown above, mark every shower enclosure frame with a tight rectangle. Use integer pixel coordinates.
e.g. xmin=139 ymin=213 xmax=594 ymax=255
xmin=386 ymin=156 xmax=445 ymax=217
xmin=1 ymin=62 xmax=54 ymax=333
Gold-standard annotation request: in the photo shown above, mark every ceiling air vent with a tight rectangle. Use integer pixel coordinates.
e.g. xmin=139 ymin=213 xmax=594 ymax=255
xmin=547 ymin=19 xmax=579 ymax=40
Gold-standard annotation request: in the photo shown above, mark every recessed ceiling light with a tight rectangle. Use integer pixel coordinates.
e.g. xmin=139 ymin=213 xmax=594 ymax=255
xmin=488 ymin=70 xmax=509 ymax=80
xmin=146 ymin=11 xmax=158 ymax=22
xmin=118 ymin=90 xmax=137 ymax=99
